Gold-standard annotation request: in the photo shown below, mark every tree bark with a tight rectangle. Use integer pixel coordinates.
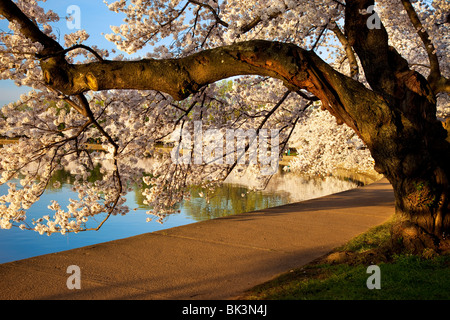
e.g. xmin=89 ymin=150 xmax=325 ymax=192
xmin=344 ymin=0 xmax=450 ymax=250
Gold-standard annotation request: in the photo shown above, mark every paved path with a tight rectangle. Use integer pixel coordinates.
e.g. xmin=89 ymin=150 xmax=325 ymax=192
xmin=0 ymin=179 xmax=394 ymax=300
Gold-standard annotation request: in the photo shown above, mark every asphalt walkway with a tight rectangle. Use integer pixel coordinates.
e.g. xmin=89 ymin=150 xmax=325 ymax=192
xmin=0 ymin=178 xmax=394 ymax=300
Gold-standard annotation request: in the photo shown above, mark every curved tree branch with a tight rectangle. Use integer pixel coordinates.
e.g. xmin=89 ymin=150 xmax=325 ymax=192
xmin=42 ymin=44 xmax=105 ymax=62
xmin=0 ymin=0 xmax=63 ymax=54
xmin=0 ymin=0 xmax=408 ymax=164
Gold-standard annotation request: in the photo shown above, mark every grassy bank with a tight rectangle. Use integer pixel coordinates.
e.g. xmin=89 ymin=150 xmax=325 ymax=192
xmin=240 ymin=220 xmax=450 ymax=300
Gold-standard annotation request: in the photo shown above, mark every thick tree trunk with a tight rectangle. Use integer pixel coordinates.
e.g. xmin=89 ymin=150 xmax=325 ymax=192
xmin=341 ymin=0 xmax=450 ymax=253
xmin=380 ymin=115 xmax=450 ymax=253
xmin=320 ymin=58 xmax=450 ymax=253
xmin=368 ymin=82 xmax=450 ymax=253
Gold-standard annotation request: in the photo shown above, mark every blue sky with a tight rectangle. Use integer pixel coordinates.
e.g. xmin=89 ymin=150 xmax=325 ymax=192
xmin=0 ymin=0 xmax=131 ymax=106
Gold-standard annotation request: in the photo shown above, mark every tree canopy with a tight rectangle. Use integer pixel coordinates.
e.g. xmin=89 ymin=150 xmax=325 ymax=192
xmin=0 ymin=0 xmax=449 ymax=240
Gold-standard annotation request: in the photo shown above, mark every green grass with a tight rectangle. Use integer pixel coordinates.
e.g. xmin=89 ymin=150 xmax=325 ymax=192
xmin=338 ymin=219 xmax=393 ymax=253
xmin=241 ymin=220 xmax=450 ymax=300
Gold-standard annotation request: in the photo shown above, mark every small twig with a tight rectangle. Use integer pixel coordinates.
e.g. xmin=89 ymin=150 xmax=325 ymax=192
xmin=75 ymin=94 xmax=123 ymax=232
xmin=39 ymin=44 xmax=104 ymax=62
xmin=295 ymin=90 xmax=319 ymax=101
xmin=188 ymin=0 xmax=229 ymax=28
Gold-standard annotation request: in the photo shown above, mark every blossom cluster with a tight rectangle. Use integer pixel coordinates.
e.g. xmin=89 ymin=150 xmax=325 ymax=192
xmin=288 ymin=106 xmax=375 ymax=176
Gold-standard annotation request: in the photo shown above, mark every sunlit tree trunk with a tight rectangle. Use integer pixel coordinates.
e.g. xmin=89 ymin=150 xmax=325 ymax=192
xmin=342 ymin=0 xmax=450 ymax=252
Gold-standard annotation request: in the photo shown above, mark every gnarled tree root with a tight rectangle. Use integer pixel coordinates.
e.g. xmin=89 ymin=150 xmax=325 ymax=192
xmin=390 ymin=220 xmax=450 ymax=256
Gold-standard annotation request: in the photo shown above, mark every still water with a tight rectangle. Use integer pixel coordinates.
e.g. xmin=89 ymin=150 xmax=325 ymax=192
xmin=0 ymin=167 xmax=368 ymax=264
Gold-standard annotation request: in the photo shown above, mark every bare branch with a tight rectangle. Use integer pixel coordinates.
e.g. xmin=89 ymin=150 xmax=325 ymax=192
xmin=294 ymin=90 xmax=319 ymax=101
xmin=188 ymin=0 xmax=286 ymax=35
xmin=74 ymin=94 xmax=123 ymax=232
xmin=49 ymin=44 xmax=105 ymax=62
xmin=240 ymin=7 xmax=286 ymax=34
xmin=399 ymin=0 xmax=450 ymax=94
xmin=188 ymin=0 xmax=229 ymax=28
xmin=400 ymin=0 xmax=440 ymax=82
xmin=311 ymin=24 xmax=328 ymax=51
xmin=258 ymin=90 xmax=291 ymax=130
xmin=331 ymin=24 xmax=359 ymax=78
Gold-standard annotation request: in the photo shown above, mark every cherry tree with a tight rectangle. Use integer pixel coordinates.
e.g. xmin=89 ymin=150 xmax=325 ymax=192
xmin=0 ymin=0 xmax=449 ymax=253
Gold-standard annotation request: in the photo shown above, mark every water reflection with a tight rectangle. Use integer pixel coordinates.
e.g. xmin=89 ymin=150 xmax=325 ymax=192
xmin=0 ymin=164 xmax=373 ymax=264
xmin=182 ymin=184 xmax=287 ymax=221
